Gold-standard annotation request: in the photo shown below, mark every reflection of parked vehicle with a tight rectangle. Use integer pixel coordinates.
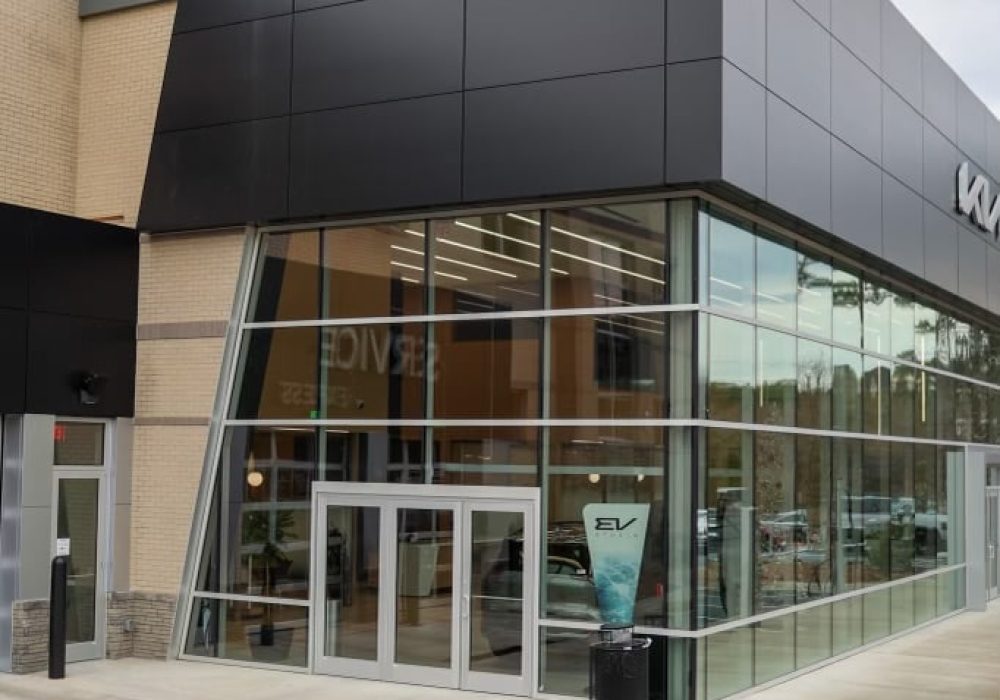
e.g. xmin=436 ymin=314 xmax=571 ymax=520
xmin=759 ymin=510 xmax=808 ymax=545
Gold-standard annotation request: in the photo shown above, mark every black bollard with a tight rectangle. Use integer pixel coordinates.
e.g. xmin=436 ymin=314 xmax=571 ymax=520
xmin=48 ymin=556 xmax=68 ymax=680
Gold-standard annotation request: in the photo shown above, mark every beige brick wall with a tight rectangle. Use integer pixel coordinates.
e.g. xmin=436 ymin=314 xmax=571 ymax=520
xmin=0 ymin=0 xmax=81 ymax=214
xmin=131 ymin=230 xmax=246 ymax=595
xmin=75 ymin=1 xmax=175 ymax=226
xmin=139 ymin=231 xmax=247 ymax=325
xmin=135 ymin=338 xmax=226 ymax=418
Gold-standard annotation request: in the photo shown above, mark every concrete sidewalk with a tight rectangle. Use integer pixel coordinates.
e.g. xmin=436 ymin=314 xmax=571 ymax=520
xmin=0 ymin=658 xmax=505 ymax=700
xmin=0 ymin=605 xmax=997 ymax=700
xmin=748 ymin=603 xmax=1000 ymax=700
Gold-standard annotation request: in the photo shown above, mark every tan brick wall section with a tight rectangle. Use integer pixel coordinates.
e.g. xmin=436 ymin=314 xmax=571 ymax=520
xmin=0 ymin=0 xmax=81 ymax=214
xmin=75 ymin=1 xmax=175 ymax=226
xmin=139 ymin=231 xmax=247 ymax=324
xmin=131 ymin=231 xmax=245 ymax=595
xmin=136 ymin=338 xmax=226 ymax=419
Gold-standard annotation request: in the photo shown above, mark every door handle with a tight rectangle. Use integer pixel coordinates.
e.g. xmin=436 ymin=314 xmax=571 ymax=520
xmin=462 ymin=594 xmax=470 ymax=621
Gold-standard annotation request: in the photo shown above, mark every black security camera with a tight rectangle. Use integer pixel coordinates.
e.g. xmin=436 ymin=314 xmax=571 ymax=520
xmin=76 ymin=372 xmax=108 ymax=406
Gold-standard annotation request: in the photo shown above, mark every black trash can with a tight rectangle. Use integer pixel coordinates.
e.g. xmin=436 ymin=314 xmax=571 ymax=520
xmin=589 ymin=624 xmax=652 ymax=700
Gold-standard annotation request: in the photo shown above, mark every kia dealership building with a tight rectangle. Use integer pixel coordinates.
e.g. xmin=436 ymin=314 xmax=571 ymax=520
xmin=3 ymin=1 xmax=1000 ymax=699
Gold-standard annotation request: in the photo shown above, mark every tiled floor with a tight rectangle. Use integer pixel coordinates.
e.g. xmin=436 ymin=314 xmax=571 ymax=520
xmin=0 ymin=606 xmax=997 ymax=700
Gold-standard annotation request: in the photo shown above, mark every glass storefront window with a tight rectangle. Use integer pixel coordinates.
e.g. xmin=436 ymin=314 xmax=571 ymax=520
xmin=796 ymin=436 xmax=831 ymax=599
xmin=706 ymin=315 xmax=754 ymax=422
xmin=705 ymin=627 xmax=752 ymax=700
xmin=832 ymin=349 xmax=862 ymax=433
xmin=321 ymin=426 xmax=425 ymax=483
xmin=195 ymin=428 xmax=316 ymax=601
xmin=431 ymin=212 xmax=542 ymax=312
xmin=832 ymin=269 xmax=862 ymax=348
xmin=550 ymin=202 xmax=667 ymax=309
xmin=756 ymin=235 xmax=797 ymax=330
xmin=433 ymin=426 xmax=538 ymax=487
xmin=798 ymin=339 xmax=832 ymax=430
xmin=233 ymin=325 xmax=426 ymax=420
xmin=862 ymin=442 xmax=891 ymax=585
xmin=546 ymin=426 xmax=664 ymax=625
xmin=753 ymin=614 xmax=795 ymax=683
xmin=756 ymin=329 xmax=796 ymax=426
xmin=862 ymin=356 xmax=891 ymax=435
xmin=251 ymin=230 xmax=320 ymax=322
xmin=706 ymin=214 xmax=754 ymax=316
xmin=863 ymin=283 xmax=892 ymax=355
xmin=322 ymin=222 xmax=426 ymax=319
xmin=185 ymin=597 xmax=308 ymax=667
xmin=914 ymin=303 xmax=938 ymax=366
xmin=754 ymin=433 xmax=796 ymax=612
xmin=797 ymin=254 xmax=832 ymax=339
xmin=889 ymin=444 xmax=915 ymax=580
xmin=891 ymin=295 xmax=916 ymax=360
xmin=891 ymin=365 xmax=915 ymax=437
xmin=832 ymin=438 xmax=864 ymax=592
xmin=433 ymin=318 xmax=540 ymax=419
xmin=700 ymin=429 xmax=753 ymax=625
xmin=549 ymin=314 xmax=666 ymax=419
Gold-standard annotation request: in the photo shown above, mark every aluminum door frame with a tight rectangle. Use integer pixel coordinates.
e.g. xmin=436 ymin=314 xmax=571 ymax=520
xmin=460 ymin=498 xmax=536 ymax=697
xmin=310 ymin=482 xmax=539 ymax=695
xmin=988 ymin=488 xmax=1000 ymax=600
xmin=50 ymin=467 xmax=108 ymax=663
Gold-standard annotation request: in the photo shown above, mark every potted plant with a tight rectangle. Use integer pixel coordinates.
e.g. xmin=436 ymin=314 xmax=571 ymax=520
xmin=243 ymin=509 xmax=295 ymax=661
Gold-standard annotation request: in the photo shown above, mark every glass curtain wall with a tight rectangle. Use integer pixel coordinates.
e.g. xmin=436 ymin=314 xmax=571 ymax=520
xmin=698 ymin=206 xmax=969 ymax=700
xmin=181 ymin=197 xmax=980 ymax=700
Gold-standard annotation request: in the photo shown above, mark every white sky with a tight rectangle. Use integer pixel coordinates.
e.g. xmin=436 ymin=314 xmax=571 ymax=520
xmin=892 ymin=0 xmax=1000 ymax=118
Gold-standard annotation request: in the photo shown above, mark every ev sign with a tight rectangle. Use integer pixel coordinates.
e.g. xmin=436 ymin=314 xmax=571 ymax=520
xmin=957 ymin=162 xmax=1000 ymax=240
xmin=583 ymin=503 xmax=650 ymax=625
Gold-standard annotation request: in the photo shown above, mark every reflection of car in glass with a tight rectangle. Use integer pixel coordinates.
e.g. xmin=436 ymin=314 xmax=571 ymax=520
xmin=759 ymin=510 xmax=808 ymax=546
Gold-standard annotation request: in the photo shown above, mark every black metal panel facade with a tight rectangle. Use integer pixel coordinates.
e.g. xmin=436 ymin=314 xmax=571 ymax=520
xmin=0 ymin=203 xmax=138 ymax=417
xmin=141 ymin=0 xmax=1000 ymax=320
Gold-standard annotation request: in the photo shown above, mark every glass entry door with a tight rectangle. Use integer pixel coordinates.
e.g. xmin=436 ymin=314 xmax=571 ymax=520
xmin=312 ymin=485 xmax=537 ymax=695
xmin=987 ymin=488 xmax=1000 ymax=601
xmin=52 ymin=469 xmax=106 ymax=663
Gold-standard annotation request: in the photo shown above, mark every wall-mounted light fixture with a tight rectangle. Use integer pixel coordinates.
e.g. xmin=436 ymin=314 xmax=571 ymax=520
xmin=76 ymin=372 xmax=107 ymax=406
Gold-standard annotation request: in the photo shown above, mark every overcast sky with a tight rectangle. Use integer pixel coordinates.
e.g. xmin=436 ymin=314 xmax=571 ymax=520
xmin=893 ymin=0 xmax=1000 ymax=118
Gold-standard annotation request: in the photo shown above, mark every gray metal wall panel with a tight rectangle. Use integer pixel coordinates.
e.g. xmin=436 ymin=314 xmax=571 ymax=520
xmin=721 ymin=61 xmax=767 ymax=199
xmin=922 ymin=119 xmax=962 ymax=215
xmin=882 ymin=173 xmax=924 ymax=277
xmin=987 ymin=119 xmax=1000 ymax=182
xmin=0 ymin=416 xmax=24 ymax=673
xmin=831 ymin=139 xmax=882 ymax=255
xmin=293 ymin=0 xmax=463 ymax=111
xmin=666 ymin=0 xmax=722 ymax=64
xmin=156 ymin=16 xmax=292 ymax=133
xmin=767 ymin=0 xmax=831 ymax=129
xmin=880 ymin=0 xmax=923 ymax=109
xmin=767 ymin=95 xmax=832 ymax=231
xmin=464 ymin=68 xmax=665 ymax=202
xmin=172 ymin=0 xmax=291 ymax=33
xmin=882 ymin=86 xmax=924 ymax=193
xmin=924 ymin=203 xmax=959 ymax=294
xmin=957 ymin=82 xmax=989 ymax=172
xmin=958 ymin=230 xmax=989 ymax=309
xmin=988 ymin=246 xmax=1000 ymax=315
xmin=666 ymin=61 xmax=722 ymax=184
xmin=468 ymin=0 xmax=666 ymax=88
xmin=289 ymin=95 xmax=462 ymax=218
xmin=830 ymin=0 xmax=881 ymax=73
xmin=793 ymin=0 xmax=830 ymax=28
xmin=831 ymin=42 xmax=882 ymax=165
xmin=922 ymin=43 xmax=958 ymax=142
xmin=722 ymin=0 xmax=765 ymax=83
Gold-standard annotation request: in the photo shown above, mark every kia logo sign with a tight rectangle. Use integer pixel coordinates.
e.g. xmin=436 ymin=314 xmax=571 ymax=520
xmin=957 ymin=162 xmax=1000 ymax=239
